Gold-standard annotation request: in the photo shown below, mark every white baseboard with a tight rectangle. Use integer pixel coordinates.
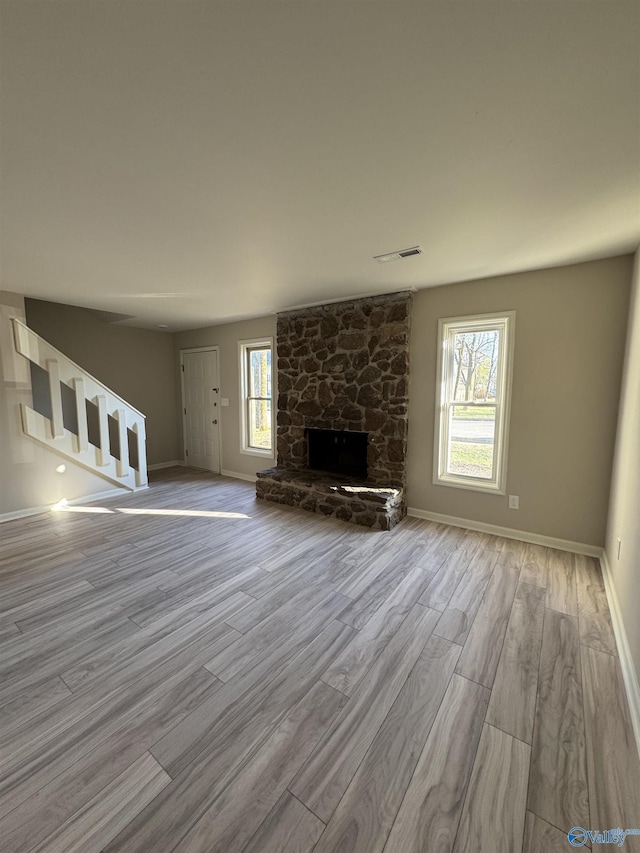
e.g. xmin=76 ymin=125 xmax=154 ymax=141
xmin=0 ymin=504 xmax=56 ymax=523
xmin=0 ymin=485 xmax=131 ymax=523
xmin=65 ymin=487 xmax=134 ymax=505
xmin=221 ymin=469 xmax=257 ymax=484
xmin=148 ymin=460 xmax=184 ymax=471
xmin=406 ymin=507 xmax=602 ymax=558
xmin=600 ymin=551 xmax=640 ymax=762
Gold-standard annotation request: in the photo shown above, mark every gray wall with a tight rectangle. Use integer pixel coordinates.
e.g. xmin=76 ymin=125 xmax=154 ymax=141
xmin=173 ymin=315 xmax=277 ymax=478
xmin=25 ymin=299 xmax=179 ymax=465
xmin=605 ymin=248 xmax=640 ymax=680
xmin=406 ymin=256 xmax=632 ymax=547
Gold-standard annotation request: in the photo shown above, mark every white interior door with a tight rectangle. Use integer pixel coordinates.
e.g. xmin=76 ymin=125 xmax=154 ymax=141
xmin=182 ymin=350 xmax=220 ymax=472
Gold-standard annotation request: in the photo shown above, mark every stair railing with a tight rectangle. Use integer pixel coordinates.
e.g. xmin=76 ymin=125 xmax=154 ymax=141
xmin=12 ymin=318 xmax=147 ymax=490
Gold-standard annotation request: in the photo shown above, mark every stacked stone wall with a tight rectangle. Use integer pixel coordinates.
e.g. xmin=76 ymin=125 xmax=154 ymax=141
xmin=275 ymin=291 xmax=412 ymax=488
xmin=257 ymin=290 xmax=412 ymax=529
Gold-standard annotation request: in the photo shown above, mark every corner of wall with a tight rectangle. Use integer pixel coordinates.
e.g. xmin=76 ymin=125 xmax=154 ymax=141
xmin=603 ymin=246 xmax=640 ymax=758
xmin=600 ymin=550 xmax=640 ymax=762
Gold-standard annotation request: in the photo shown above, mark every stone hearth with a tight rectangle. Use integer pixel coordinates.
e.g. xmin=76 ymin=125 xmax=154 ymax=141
xmin=256 ymin=291 xmax=412 ymax=530
xmin=256 ymin=468 xmax=404 ymax=530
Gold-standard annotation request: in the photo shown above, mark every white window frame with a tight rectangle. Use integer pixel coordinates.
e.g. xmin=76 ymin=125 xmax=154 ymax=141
xmin=239 ymin=337 xmax=274 ymax=458
xmin=433 ymin=311 xmax=515 ymax=495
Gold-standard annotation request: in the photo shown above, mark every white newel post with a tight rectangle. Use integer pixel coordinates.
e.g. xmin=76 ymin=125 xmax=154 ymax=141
xmin=133 ymin=419 xmax=147 ymax=487
xmin=46 ymin=359 xmax=64 ymax=439
xmin=73 ymin=377 xmax=89 ymax=452
xmin=115 ymin=408 xmax=129 ymax=477
xmin=95 ymin=394 xmax=110 ymax=466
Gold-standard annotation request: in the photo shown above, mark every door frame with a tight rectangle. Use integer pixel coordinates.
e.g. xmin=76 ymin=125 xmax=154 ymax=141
xmin=179 ymin=346 xmax=222 ymax=473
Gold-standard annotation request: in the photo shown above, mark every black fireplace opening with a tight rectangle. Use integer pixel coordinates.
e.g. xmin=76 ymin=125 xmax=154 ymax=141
xmin=307 ymin=428 xmax=368 ymax=479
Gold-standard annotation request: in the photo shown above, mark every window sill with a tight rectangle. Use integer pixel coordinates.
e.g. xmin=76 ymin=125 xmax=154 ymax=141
xmin=240 ymin=447 xmax=274 ymax=459
xmin=434 ymin=474 xmax=505 ymax=496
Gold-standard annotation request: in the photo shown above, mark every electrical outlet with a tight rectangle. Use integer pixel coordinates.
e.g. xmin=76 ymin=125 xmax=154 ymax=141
xmin=617 ymin=537 xmax=622 ymax=560
xmin=508 ymin=495 xmax=519 ymax=510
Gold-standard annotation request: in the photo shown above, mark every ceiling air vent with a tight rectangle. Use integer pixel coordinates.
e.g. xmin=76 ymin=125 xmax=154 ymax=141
xmin=373 ymin=246 xmax=423 ymax=263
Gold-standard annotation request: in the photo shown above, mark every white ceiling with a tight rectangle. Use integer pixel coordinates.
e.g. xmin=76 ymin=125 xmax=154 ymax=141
xmin=1 ymin=1 xmax=639 ymax=331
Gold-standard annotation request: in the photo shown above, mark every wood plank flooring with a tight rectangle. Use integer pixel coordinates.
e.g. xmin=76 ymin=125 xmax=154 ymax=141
xmin=0 ymin=466 xmax=638 ymax=852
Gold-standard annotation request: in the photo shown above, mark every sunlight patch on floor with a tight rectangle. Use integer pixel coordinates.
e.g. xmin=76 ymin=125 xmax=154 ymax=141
xmin=51 ymin=500 xmax=114 ymax=514
xmin=116 ymin=507 xmax=250 ymax=519
xmin=51 ymin=500 xmax=249 ymax=519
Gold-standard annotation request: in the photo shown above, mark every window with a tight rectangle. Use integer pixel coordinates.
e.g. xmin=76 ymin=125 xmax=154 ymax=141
xmin=240 ymin=339 xmax=273 ymax=456
xmin=434 ymin=312 xmax=514 ymax=494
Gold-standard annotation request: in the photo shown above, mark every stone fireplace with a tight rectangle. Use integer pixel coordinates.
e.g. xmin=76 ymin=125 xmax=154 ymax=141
xmin=256 ymin=291 xmax=412 ymax=530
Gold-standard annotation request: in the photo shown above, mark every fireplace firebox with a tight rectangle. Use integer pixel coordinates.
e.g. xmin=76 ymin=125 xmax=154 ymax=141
xmin=307 ymin=428 xmax=368 ymax=479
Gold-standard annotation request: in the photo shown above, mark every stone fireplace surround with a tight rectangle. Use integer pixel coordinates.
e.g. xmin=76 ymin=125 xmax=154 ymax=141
xmin=256 ymin=291 xmax=412 ymax=530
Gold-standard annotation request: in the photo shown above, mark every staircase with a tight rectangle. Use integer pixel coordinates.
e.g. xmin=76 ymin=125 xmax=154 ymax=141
xmin=12 ymin=318 xmax=147 ymax=491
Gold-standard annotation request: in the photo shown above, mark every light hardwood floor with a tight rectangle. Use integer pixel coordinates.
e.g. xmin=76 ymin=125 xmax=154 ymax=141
xmin=0 ymin=467 xmax=638 ymax=852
